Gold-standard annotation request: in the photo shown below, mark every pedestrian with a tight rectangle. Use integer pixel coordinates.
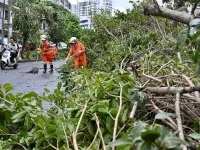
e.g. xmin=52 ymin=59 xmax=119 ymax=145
xmin=65 ymin=37 xmax=87 ymax=71
xmin=38 ymin=35 xmax=54 ymax=73
xmin=7 ymin=37 xmax=19 ymax=63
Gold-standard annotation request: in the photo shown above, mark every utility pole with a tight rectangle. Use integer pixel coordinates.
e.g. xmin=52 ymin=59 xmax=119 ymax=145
xmin=1 ymin=0 xmax=5 ymax=46
xmin=8 ymin=0 xmax=12 ymax=43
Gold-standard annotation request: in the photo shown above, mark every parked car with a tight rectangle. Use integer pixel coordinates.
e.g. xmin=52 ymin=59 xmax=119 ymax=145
xmin=50 ymin=42 xmax=56 ymax=47
xmin=58 ymin=42 xmax=67 ymax=50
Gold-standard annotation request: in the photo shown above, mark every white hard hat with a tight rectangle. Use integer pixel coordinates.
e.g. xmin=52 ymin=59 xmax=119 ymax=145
xmin=69 ymin=37 xmax=77 ymax=44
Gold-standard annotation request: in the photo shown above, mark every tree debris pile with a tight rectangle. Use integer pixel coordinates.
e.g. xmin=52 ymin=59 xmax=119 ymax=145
xmin=131 ymin=58 xmax=200 ymax=147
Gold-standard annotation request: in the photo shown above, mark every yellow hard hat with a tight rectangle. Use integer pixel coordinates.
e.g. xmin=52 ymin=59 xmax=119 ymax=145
xmin=40 ymin=35 xmax=47 ymax=40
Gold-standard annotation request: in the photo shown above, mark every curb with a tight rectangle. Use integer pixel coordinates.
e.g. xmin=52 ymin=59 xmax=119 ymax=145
xmin=18 ymin=59 xmax=42 ymax=63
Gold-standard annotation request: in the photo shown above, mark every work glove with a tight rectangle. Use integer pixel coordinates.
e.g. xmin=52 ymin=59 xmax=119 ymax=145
xmin=37 ymin=48 xmax=41 ymax=54
xmin=76 ymin=50 xmax=82 ymax=54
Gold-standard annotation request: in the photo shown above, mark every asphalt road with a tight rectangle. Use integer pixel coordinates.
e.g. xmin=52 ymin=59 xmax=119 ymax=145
xmin=0 ymin=60 xmax=64 ymax=109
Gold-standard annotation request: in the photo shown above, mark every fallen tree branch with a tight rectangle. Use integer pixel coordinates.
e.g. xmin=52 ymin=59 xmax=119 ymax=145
xmin=181 ymin=74 xmax=200 ymax=102
xmin=87 ymin=129 xmax=99 ymax=150
xmin=72 ymin=92 xmax=94 ymax=150
xmin=144 ymin=3 xmax=193 ymax=25
xmin=112 ymin=83 xmax=123 ymax=150
xmin=142 ymin=73 xmax=162 ymax=82
xmin=145 ymin=85 xmax=200 ymax=95
xmin=73 ymin=104 xmax=87 ymax=150
xmin=13 ymin=143 xmax=28 ymax=150
xmin=62 ymin=123 xmax=69 ymax=150
xmin=150 ymin=100 xmax=177 ymax=130
xmin=141 ymin=60 xmax=173 ymax=89
xmin=129 ymin=101 xmax=138 ymax=120
xmin=94 ymin=114 xmax=106 ymax=150
xmin=175 ymin=92 xmax=187 ymax=150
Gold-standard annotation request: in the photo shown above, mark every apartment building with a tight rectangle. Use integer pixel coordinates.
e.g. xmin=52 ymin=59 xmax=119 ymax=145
xmin=72 ymin=0 xmax=113 ymax=29
xmin=0 ymin=0 xmax=8 ymax=43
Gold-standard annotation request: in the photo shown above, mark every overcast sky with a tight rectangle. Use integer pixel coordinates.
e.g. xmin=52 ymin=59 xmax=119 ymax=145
xmin=68 ymin=0 xmax=133 ymax=12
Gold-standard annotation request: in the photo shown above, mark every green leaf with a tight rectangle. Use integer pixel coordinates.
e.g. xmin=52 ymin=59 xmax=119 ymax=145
xmin=25 ymin=113 xmax=32 ymax=130
xmin=44 ymin=88 xmax=50 ymax=94
xmin=23 ymin=92 xmax=38 ymax=99
xmin=66 ymin=118 xmax=78 ymax=133
xmin=189 ymin=132 xmax=200 ymax=139
xmin=98 ymin=108 xmax=108 ymax=113
xmin=106 ymin=117 xmax=114 ymax=134
xmin=129 ymin=121 xmax=147 ymax=140
xmin=57 ymin=82 xmax=62 ymax=91
xmin=177 ymin=34 xmax=187 ymax=49
xmin=13 ymin=118 xmax=24 ymax=123
xmin=122 ymin=108 xmax=128 ymax=123
xmin=5 ymin=93 xmax=15 ymax=101
xmin=12 ymin=111 xmax=26 ymax=120
xmin=0 ymin=124 xmax=9 ymax=133
xmin=36 ymin=138 xmax=45 ymax=148
xmin=109 ymin=108 xmax=118 ymax=118
xmin=104 ymin=133 xmax=112 ymax=144
xmin=3 ymin=83 xmax=14 ymax=93
xmin=155 ymin=112 xmax=176 ymax=120
xmin=164 ymin=136 xmax=187 ymax=148
xmin=141 ymin=130 xmax=160 ymax=143
xmin=110 ymin=138 xmax=133 ymax=147
xmin=89 ymin=100 xmax=110 ymax=113
xmin=194 ymin=120 xmax=200 ymax=132
xmin=87 ymin=121 xmax=96 ymax=136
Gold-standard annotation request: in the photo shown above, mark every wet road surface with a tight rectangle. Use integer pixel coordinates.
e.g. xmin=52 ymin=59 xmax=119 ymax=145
xmin=0 ymin=60 xmax=65 ymax=109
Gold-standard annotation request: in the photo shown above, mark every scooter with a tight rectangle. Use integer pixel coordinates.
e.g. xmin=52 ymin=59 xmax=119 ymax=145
xmin=0 ymin=47 xmax=18 ymax=70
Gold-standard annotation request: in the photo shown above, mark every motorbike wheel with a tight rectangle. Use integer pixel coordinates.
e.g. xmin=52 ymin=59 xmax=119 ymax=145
xmin=13 ymin=64 xmax=18 ymax=69
xmin=0 ymin=62 xmax=6 ymax=70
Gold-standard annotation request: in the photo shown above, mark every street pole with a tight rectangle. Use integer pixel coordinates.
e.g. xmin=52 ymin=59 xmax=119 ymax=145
xmin=8 ymin=0 xmax=12 ymax=43
xmin=1 ymin=0 xmax=5 ymax=46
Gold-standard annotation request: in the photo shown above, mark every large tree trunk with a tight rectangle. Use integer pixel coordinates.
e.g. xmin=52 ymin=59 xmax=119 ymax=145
xmin=144 ymin=3 xmax=193 ymax=25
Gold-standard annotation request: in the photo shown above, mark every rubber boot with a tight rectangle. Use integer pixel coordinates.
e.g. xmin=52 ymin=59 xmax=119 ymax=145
xmin=43 ymin=64 xmax=47 ymax=73
xmin=49 ymin=64 xmax=53 ymax=73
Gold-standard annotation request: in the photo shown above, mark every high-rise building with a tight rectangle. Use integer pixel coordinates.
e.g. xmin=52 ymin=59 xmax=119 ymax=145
xmin=72 ymin=0 xmax=113 ymax=29
xmin=50 ymin=0 xmax=72 ymax=12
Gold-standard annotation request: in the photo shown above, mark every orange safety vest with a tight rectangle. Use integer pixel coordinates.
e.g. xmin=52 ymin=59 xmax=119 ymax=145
xmin=41 ymin=40 xmax=51 ymax=53
xmin=67 ymin=42 xmax=85 ymax=58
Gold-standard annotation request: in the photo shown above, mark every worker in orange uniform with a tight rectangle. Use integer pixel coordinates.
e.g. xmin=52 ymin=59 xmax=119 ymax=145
xmin=65 ymin=37 xmax=87 ymax=70
xmin=38 ymin=35 xmax=54 ymax=73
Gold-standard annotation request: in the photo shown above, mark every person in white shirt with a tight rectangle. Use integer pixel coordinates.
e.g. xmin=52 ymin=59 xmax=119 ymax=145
xmin=7 ymin=38 xmax=18 ymax=63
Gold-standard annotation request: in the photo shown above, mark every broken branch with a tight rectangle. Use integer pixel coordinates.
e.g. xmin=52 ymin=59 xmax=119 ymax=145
xmin=145 ymin=85 xmax=200 ymax=95
xmin=175 ymin=92 xmax=187 ymax=150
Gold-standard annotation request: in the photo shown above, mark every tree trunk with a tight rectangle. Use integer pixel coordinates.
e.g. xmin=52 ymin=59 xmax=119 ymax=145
xmin=144 ymin=3 xmax=193 ymax=25
xmin=21 ymin=33 xmax=28 ymax=58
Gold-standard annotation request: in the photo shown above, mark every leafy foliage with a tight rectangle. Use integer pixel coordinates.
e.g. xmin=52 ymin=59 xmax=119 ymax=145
xmin=110 ymin=122 xmax=187 ymax=149
xmin=2 ymin=0 xmax=200 ymax=149
xmin=12 ymin=0 xmax=81 ymax=52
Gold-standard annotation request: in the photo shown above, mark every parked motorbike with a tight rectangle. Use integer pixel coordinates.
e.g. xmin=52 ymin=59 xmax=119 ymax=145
xmin=0 ymin=47 xmax=18 ymax=70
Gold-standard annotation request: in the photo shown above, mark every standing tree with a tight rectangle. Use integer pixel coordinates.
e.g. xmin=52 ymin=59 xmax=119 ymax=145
xmin=12 ymin=0 xmax=41 ymax=52
xmin=40 ymin=1 xmax=82 ymax=45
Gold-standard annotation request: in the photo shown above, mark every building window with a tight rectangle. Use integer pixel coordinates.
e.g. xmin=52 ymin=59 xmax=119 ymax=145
xmin=5 ymin=10 xmax=8 ymax=20
xmin=80 ymin=20 xmax=88 ymax=23
xmin=43 ymin=23 xmax=46 ymax=30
